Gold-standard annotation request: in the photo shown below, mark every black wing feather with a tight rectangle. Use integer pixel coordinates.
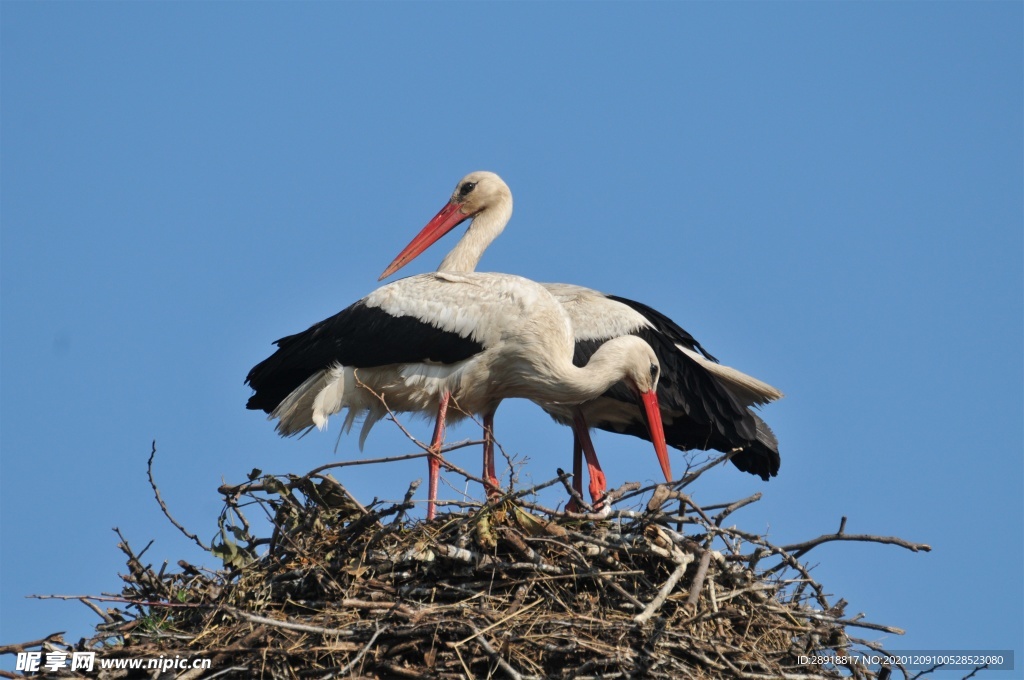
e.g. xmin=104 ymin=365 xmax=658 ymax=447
xmin=245 ymin=300 xmax=484 ymax=414
xmin=606 ymin=294 xmax=718 ymax=362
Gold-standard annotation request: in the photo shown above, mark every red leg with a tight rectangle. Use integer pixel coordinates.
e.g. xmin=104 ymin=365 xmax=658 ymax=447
xmin=482 ymin=411 xmax=501 ymax=499
xmin=571 ymin=408 xmax=606 ymax=508
xmin=566 ymin=431 xmax=585 ymax=513
xmin=426 ymin=392 xmax=450 ymax=521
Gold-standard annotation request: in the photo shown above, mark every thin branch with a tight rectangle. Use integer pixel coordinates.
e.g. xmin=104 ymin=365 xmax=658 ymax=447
xmin=634 ymin=534 xmax=694 ymax=625
xmin=780 ymin=531 xmax=932 ymax=559
xmin=713 ymin=492 xmax=763 ymax=525
xmin=148 ymin=440 xmax=210 ymax=551
xmin=391 ymin=479 xmax=421 ymax=526
xmin=331 ymin=624 xmax=383 ymax=678
xmin=0 ymin=634 xmax=67 ymax=656
xmin=460 ymin=620 xmax=524 ymax=680
xmin=27 ymin=593 xmax=202 ymax=609
xmin=222 ymin=607 xmax=356 ymax=636
xmin=678 ymin=450 xmax=738 ymax=487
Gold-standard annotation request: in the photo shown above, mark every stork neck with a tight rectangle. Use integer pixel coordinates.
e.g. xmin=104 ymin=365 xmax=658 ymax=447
xmin=541 ymin=338 xmax=635 ymax=405
xmin=437 ymin=194 xmax=512 ymax=273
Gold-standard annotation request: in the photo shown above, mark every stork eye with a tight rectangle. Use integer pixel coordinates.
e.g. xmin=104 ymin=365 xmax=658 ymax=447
xmin=459 ymin=181 xmax=477 ymax=198
xmin=649 ymin=363 xmax=659 ymax=381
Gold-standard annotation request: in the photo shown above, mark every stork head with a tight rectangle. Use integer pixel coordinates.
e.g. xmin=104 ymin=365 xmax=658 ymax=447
xmin=379 ymin=171 xmax=512 ymax=280
xmin=448 ymin=171 xmax=511 ymax=219
xmin=618 ymin=336 xmax=662 ymax=395
xmin=615 ymin=336 xmax=672 ymax=485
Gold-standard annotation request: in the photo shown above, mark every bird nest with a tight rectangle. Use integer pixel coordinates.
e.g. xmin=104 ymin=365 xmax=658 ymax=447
xmin=5 ymin=442 xmax=938 ymax=680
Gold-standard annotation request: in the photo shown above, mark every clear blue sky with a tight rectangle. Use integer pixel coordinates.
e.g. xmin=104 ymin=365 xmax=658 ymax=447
xmin=2 ymin=2 xmax=1021 ymax=674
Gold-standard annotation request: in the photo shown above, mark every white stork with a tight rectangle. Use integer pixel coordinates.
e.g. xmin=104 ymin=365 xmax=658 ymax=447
xmin=379 ymin=171 xmax=783 ymax=505
xmin=245 ymin=271 xmax=670 ymax=519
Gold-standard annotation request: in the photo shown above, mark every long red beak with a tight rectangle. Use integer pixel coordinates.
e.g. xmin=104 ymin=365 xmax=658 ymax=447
xmin=639 ymin=390 xmax=672 ymax=483
xmin=379 ymin=201 xmax=471 ymax=281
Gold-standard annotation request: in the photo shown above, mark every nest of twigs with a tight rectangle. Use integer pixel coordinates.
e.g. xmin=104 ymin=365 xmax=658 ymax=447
xmin=4 ymin=441 xmax=937 ymax=680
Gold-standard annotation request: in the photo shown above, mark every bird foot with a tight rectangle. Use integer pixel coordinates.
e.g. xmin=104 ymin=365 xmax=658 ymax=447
xmin=484 ymin=475 xmax=502 ymax=501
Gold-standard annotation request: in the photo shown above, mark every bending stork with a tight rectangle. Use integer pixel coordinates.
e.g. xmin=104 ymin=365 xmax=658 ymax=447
xmin=379 ymin=171 xmax=783 ymax=503
xmin=245 ymin=271 xmax=670 ymax=519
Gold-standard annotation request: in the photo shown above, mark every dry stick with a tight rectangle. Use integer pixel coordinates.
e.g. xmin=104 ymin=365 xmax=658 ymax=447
xmin=633 ymin=560 xmax=688 ymax=625
xmin=79 ymin=596 xmax=115 ymax=624
xmin=499 ymin=528 xmax=545 ymax=565
xmin=685 ymin=549 xmax=714 ymax=610
xmin=595 ymin=571 xmax=647 ymax=611
xmin=710 ymin=525 xmax=834 ymax=610
xmin=198 ymin=667 xmax=251 ymax=680
xmin=222 ymin=607 xmax=356 ymax=637
xmin=555 ymin=466 xmax=589 ymax=511
xmin=461 ymin=620 xmax=525 ymax=680
xmin=115 ymin=528 xmax=177 ymax=600
xmin=641 ymin=488 xmax=717 ymax=529
xmin=454 ymin=598 xmax=543 ymax=647
xmin=379 ymin=661 xmax=432 ymax=679
xmin=432 ymin=543 xmax=563 ymax=575
xmin=678 ymin=450 xmax=738 ymax=488
xmin=391 ymin=479 xmax=422 ymax=526
xmin=452 ymin=643 xmax=475 ymax=679
xmin=23 ymin=593 xmax=119 ymax=625
xmin=562 ymin=481 xmax=641 ymax=520
xmin=330 ymin=624 xmax=384 ymax=679
xmin=960 ymin=664 xmax=991 ymax=680
xmin=679 ymin=493 xmax=716 ymax=528
xmin=310 ymin=450 xmax=437 ymax=474
xmin=304 ymin=472 xmax=373 ymax=516
xmin=282 ymin=599 xmax=416 ymax=620
xmin=645 ymin=483 xmax=673 ymax=512
xmin=712 ymin=492 xmax=763 ymax=525
xmin=148 ymin=441 xmax=209 ymax=551
xmin=28 ymin=593 xmax=203 ymax=609
xmin=800 ymin=610 xmax=905 ymax=635
xmin=174 ymin=668 xmax=209 ymax=680
xmin=611 ymin=476 xmax=684 ymax=507
xmin=0 ymin=634 xmax=67 ymax=656
xmin=634 ymin=548 xmax=691 ymax=625
xmin=779 ymin=531 xmax=932 ymax=559
xmin=219 ymin=452 xmax=432 ymax=496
